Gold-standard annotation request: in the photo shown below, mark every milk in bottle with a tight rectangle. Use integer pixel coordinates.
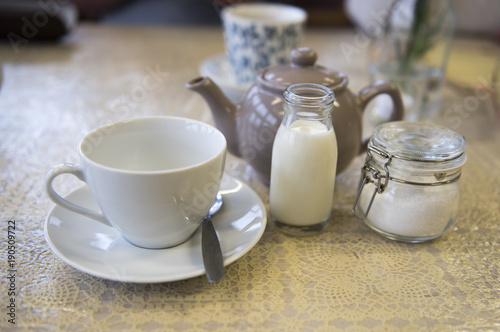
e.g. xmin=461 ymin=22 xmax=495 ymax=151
xmin=269 ymin=83 xmax=337 ymax=236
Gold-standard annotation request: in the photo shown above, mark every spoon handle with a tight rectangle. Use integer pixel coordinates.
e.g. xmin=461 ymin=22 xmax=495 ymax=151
xmin=202 ymin=217 xmax=224 ymax=283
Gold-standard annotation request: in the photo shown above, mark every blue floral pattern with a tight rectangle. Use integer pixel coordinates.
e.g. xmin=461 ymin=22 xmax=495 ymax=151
xmin=223 ymin=20 xmax=304 ymax=84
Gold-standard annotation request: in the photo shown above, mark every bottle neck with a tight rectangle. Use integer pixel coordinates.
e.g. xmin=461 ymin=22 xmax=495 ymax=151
xmin=282 ymin=83 xmax=335 ymax=130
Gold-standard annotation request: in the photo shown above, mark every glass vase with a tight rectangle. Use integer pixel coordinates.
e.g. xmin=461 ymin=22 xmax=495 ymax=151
xmin=369 ymin=0 xmax=455 ymax=122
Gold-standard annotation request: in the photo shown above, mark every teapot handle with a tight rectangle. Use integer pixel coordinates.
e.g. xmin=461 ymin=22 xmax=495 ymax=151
xmin=356 ymin=80 xmax=404 ymax=153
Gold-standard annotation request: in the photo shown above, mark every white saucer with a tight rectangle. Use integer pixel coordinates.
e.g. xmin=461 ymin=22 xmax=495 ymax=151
xmin=199 ymin=53 xmax=252 ymax=102
xmin=44 ymin=175 xmax=267 ymax=283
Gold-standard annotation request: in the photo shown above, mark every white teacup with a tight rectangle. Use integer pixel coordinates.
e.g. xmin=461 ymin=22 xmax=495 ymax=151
xmin=45 ymin=116 xmax=227 ymax=249
xmin=222 ymin=3 xmax=307 ymax=84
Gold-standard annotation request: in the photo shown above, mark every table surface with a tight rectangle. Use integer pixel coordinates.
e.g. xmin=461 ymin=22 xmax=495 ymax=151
xmin=1 ymin=23 xmax=499 ymax=331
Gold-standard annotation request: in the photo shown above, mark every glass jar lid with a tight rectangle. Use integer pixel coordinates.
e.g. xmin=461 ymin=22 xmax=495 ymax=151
xmin=371 ymin=121 xmax=466 ymax=169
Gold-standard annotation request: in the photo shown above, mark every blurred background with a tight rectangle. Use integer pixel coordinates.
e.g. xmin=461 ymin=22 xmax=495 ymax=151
xmin=72 ymin=0 xmax=500 ymax=38
xmin=0 ymin=0 xmax=498 ymax=123
xmin=1 ymin=0 xmax=498 ymax=40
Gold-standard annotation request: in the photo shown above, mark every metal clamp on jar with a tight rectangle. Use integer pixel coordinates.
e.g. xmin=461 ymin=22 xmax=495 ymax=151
xmin=352 ymin=121 xmax=467 ymax=243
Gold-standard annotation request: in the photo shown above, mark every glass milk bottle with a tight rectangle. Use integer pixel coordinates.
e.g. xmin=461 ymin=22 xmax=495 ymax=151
xmin=269 ymin=83 xmax=337 ymax=236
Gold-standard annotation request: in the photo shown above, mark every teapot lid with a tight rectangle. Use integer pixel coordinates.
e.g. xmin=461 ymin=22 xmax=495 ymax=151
xmin=257 ymin=47 xmax=348 ymax=94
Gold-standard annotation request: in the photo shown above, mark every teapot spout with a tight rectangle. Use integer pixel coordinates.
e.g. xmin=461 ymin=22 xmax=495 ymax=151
xmin=186 ymin=77 xmax=240 ymax=157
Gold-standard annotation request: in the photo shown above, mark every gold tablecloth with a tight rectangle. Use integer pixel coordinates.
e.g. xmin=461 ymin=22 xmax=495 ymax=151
xmin=0 ymin=24 xmax=499 ymax=331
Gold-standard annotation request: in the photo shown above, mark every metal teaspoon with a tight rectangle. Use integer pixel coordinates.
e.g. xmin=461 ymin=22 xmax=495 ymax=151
xmin=202 ymin=193 xmax=224 ymax=283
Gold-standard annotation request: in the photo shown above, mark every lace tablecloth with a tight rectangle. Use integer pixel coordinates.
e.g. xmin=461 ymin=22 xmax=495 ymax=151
xmin=1 ymin=24 xmax=499 ymax=331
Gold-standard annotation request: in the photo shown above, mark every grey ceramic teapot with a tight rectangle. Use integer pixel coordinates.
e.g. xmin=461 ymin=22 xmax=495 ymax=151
xmin=187 ymin=47 xmax=404 ymax=184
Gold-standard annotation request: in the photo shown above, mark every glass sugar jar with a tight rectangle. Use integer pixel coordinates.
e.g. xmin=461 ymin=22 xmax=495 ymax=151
xmin=352 ymin=121 xmax=466 ymax=242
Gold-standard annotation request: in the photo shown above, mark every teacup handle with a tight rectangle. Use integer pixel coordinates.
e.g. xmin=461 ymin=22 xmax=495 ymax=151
xmin=356 ymin=79 xmax=405 ymax=153
xmin=45 ymin=164 xmax=112 ymax=227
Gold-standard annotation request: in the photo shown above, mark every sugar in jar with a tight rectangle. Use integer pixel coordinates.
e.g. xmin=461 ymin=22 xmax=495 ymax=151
xmin=353 ymin=121 xmax=467 ymax=242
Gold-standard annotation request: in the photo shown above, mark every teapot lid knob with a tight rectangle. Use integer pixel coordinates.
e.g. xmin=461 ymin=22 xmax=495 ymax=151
xmin=290 ymin=47 xmax=317 ymax=67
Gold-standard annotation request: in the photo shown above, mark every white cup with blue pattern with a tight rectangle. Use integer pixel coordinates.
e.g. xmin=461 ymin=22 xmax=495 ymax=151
xmin=222 ymin=3 xmax=307 ymax=85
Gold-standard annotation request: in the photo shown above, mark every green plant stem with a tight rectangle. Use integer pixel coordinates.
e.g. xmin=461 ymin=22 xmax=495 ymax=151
xmin=400 ymin=0 xmax=430 ymax=73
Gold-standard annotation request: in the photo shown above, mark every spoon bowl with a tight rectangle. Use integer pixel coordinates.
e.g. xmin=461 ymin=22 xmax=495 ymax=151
xmin=202 ymin=193 xmax=224 ymax=283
